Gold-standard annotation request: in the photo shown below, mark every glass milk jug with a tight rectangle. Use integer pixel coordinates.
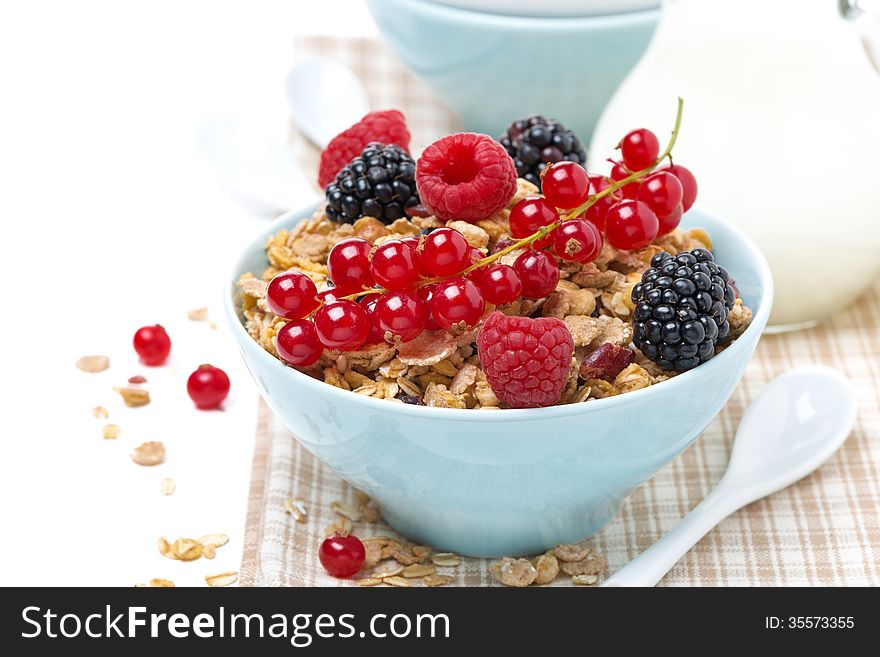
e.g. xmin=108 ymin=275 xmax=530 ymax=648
xmin=590 ymin=0 xmax=880 ymax=331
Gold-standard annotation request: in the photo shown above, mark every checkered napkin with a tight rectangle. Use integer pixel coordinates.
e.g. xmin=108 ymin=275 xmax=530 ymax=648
xmin=240 ymin=37 xmax=880 ymax=586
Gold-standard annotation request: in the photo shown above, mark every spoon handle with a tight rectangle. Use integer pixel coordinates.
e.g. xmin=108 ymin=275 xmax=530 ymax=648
xmin=602 ymin=487 xmax=742 ymax=587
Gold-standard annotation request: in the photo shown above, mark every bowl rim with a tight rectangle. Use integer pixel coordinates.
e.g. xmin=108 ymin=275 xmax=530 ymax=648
xmin=368 ymin=0 xmax=661 ymax=28
xmin=224 ymin=205 xmax=773 ymax=423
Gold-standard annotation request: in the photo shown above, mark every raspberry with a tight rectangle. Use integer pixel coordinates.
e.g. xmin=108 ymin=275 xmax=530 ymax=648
xmin=416 ymin=133 xmax=517 ymax=222
xmin=476 ymin=311 xmax=574 ymax=408
xmin=318 ymin=110 xmax=411 ymax=188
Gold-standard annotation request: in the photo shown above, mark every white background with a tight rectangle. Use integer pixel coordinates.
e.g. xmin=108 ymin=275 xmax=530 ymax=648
xmin=0 ymin=1 xmax=377 ymax=586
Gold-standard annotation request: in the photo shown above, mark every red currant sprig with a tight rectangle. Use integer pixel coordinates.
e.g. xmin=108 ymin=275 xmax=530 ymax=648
xmin=270 ymin=100 xmax=689 ymax=367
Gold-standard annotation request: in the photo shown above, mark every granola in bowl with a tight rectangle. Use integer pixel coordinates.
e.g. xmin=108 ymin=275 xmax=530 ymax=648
xmin=237 ymin=105 xmax=753 ymax=410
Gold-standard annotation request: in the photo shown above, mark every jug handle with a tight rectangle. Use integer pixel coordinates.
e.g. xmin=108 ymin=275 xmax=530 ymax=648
xmin=842 ymin=0 xmax=880 ymax=74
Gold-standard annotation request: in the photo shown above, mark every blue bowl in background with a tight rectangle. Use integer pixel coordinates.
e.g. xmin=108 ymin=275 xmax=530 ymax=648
xmin=366 ymin=0 xmax=659 ymax=143
xmin=225 ymin=207 xmax=772 ymax=557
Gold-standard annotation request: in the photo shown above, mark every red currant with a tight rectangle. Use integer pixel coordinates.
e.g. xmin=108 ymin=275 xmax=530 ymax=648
xmin=133 ymin=325 xmax=171 ymax=366
xmin=186 ymin=364 xmax=230 ymax=410
xmin=508 ymin=196 xmax=558 ymax=248
xmin=319 ymin=533 xmax=365 ymax=578
xmin=317 ymin=287 xmax=341 ymax=305
xmin=637 ymin=171 xmax=683 ymax=216
xmin=430 ymin=277 xmax=485 ymax=330
xmin=663 ymin=163 xmax=698 ymax=211
xmin=375 ymin=290 xmax=427 ymax=342
xmin=313 ymin=300 xmax=370 ymax=351
xmin=420 ymin=227 xmax=470 ymax=277
xmin=513 ymin=250 xmax=560 ymax=299
xmin=266 ymin=272 xmax=319 ymax=320
xmin=657 ymin=204 xmax=683 ymax=236
xmin=370 ymin=240 xmax=420 ymax=290
xmin=276 ymin=319 xmax=324 ymax=366
xmin=620 ymin=128 xmax=660 ymax=171
xmin=417 ymin=283 xmax=443 ymax=331
xmin=358 ymin=293 xmax=386 ymax=344
xmin=585 ymin=174 xmax=617 ymax=230
xmin=399 ymin=236 xmax=427 ymax=275
xmin=552 ymin=219 xmax=603 ymax=263
xmin=610 ymin=161 xmax=639 ymax=199
xmin=604 ymin=199 xmax=659 ymax=250
xmin=541 ymin=161 xmax=590 ymax=209
xmin=327 ymin=238 xmax=374 ymax=293
xmin=490 ymin=237 xmax=516 ymax=254
xmin=475 ymin=264 xmax=522 ymax=305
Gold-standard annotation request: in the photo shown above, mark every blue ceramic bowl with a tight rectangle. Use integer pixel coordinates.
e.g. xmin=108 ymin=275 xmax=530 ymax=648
xmin=225 ymin=207 xmax=772 ymax=557
xmin=366 ymin=0 xmax=659 ymax=142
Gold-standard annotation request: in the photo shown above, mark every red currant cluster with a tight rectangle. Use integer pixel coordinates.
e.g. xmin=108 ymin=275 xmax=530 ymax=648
xmin=270 ymin=101 xmax=694 ymax=369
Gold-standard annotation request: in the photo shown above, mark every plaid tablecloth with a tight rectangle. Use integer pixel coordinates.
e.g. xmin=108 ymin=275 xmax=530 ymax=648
xmin=240 ymin=37 xmax=880 ymax=587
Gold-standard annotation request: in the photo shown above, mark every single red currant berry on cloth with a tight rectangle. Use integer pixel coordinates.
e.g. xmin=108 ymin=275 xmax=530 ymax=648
xmin=327 ymin=238 xmax=374 ymax=293
xmin=619 ymin=128 xmax=660 ymax=171
xmin=609 ymin=160 xmax=639 ymax=199
xmin=475 ymin=264 xmax=522 ymax=305
xmin=513 ymin=250 xmax=560 ymax=298
xmin=314 ymin=300 xmax=370 ymax=351
xmin=552 ymin=219 xmax=603 ymax=263
xmin=508 ymin=196 xmax=558 ymax=249
xmin=186 ymin=364 xmax=230 ymax=410
xmin=276 ymin=319 xmax=324 ymax=366
xmin=656 ymin=204 xmax=684 ymax=236
xmin=604 ymin=199 xmax=660 ymax=250
xmin=420 ymin=227 xmax=470 ymax=277
xmin=266 ymin=272 xmax=319 ymax=320
xmin=663 ymin=163 xmax=698 ymax=211
xmin=318 ymin=109 xmax=411 ymax=188
xmin=370 ymin=240 xmax=420 ymax=290
xmin=358 ymin=293 xmax=386 ymax=345
xmin=416 ymin=132 xmax=517 ymax=222
xmin=319 ymin=533 xmax=366 ymax=578
xmin=637 ymin=171 xmax=684 ymax=217
xmin=376 ymin=290 xmax=428 ymax=342
xmin=133 ymin=325 xmax=171 ymax=366
xmin=431 ymin=277 xmax=486 ymax=330
xmin=540 ymin=161 xmax=590 ymax=209
xmin=476 ymin=311 xmax=575 ymax=408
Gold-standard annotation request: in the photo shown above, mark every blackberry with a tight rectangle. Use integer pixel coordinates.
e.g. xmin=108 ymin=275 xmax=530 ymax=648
xmin=631 ymin=248 xmax=736 ymax=373
xmin=324 ymin=142 xmax=419 ymax=224
xmin=498 ymin=115 xmax=586 ymax=188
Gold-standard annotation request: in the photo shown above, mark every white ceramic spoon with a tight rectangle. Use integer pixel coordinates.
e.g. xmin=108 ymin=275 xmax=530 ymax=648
xmin=285 ymin=56 xmax=370 ymax=149
xmin=199 ymin=58 xmax=369 ymax=215
xmin=603 ymin=365 xmax=858 ymax=587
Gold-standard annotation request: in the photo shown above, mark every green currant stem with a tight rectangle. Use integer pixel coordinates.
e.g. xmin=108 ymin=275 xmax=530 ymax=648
xmin=320 ymin=98 xmax=685 ymax=310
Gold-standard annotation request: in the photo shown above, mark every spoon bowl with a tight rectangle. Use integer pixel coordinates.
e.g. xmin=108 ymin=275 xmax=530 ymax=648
xmin=603 ymin=365 xmax=857 ymax=586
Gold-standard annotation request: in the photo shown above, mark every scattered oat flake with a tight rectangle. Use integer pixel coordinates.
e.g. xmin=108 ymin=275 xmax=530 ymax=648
xmin=205 ymin=571 xmax=238 ymax=587
xmin=372 ymin=563 xmax=404 ymax=579
xmin=128 ymin=375 xmax=147 ymax=384
xmin=324 ymin=517 xmax=352 ymax=537
xmin=412 ymin=545 xmax=432 ymax=558
xmin=76 ymin=355 xmax=109 ymax=372
xmin=490 ymin=557 xmax=537 ymax=587
xmin=357 ymin=578 xmax=384 ymax=587
xmin=198 ymin=533 xmax=230 ymax=548
xmin=131 ymin=441 xmax=165 ymax=466
xmin=424 ymin=574 xmax=454 ymax=587
xmin=533 ymin=554 xmax=559 ymax=585
xmin=149 ymin=578 xmax=176 ymax=588
xmin=284 ymin=498 xmax=308 ymax=523
xmin=91 ymin=406 xmax=109 ymax=419
xmin=571 ymin=574 xmax=598 ymax=586
xmin=187 ymin=307 xmax=209 ymax=321
xmin=102 ymin=424 xmax=120 ymax=440
xmin=402 ymin=564 xmax=435 ymax=578
xmin=383 ymin=576 xmax=411 ymax=587
xmin=331 ymin=500 xmax=363 ymax=522
xmin=362 ymin=506 xmax=381 ymax=523
xmin=115 ymin=387 xmax=151 ymax=407
xmin=431 ymin=553 xmax=461 ymax=568
xmin=202 ymin=544 xmax=217 ymax=560
xmin=554 ymin=543 xmax=590 ymax=562
xmin=353 ymin=490 xmax=371 ymax=506
xmin=159 ymin=478 xmax=176 ymax=496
